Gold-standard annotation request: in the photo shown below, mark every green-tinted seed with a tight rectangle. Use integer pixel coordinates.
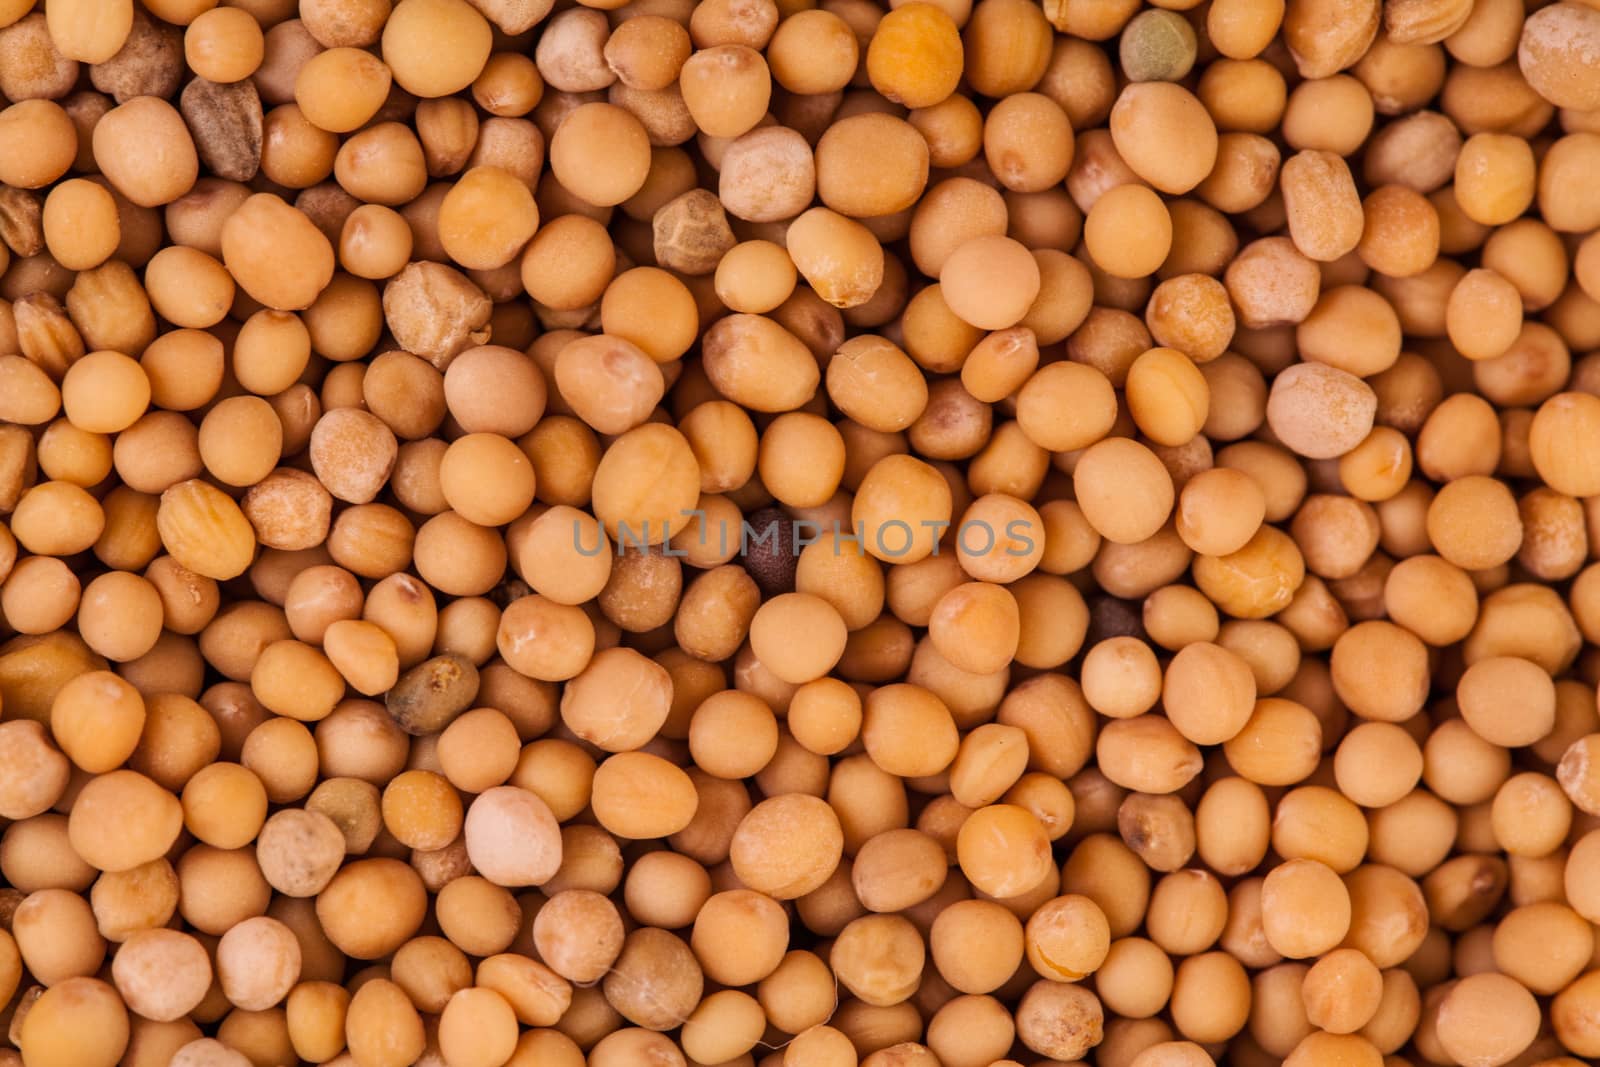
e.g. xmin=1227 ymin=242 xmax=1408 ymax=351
xmin=1119 ymin=9 xmax=1198 ymax=83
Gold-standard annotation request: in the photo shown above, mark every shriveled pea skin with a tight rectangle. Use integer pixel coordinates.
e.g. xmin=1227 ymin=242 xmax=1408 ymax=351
xmin=2 ymin=3 xmax=1597 ymax=1066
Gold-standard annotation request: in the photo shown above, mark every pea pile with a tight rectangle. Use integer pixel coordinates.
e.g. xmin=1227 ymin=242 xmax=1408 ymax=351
xmin=0 ymin=0 xmax=1599 ymax=1064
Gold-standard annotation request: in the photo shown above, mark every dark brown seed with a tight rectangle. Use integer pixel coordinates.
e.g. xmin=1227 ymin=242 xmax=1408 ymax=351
xmin=386 ymin=652 xmax=481 ymax=735
xmin=0 ymin=887 xmax=25 ymax=928
xmin=1087 ymin=596 xmax=1145 ymax=644
xmin=489 ymin=578 xmax=534 ymax=609
xmin=741 ymin=506 xmax=799 ymax=598
xmin=179 ymin=78 xmax=264 ymax=183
